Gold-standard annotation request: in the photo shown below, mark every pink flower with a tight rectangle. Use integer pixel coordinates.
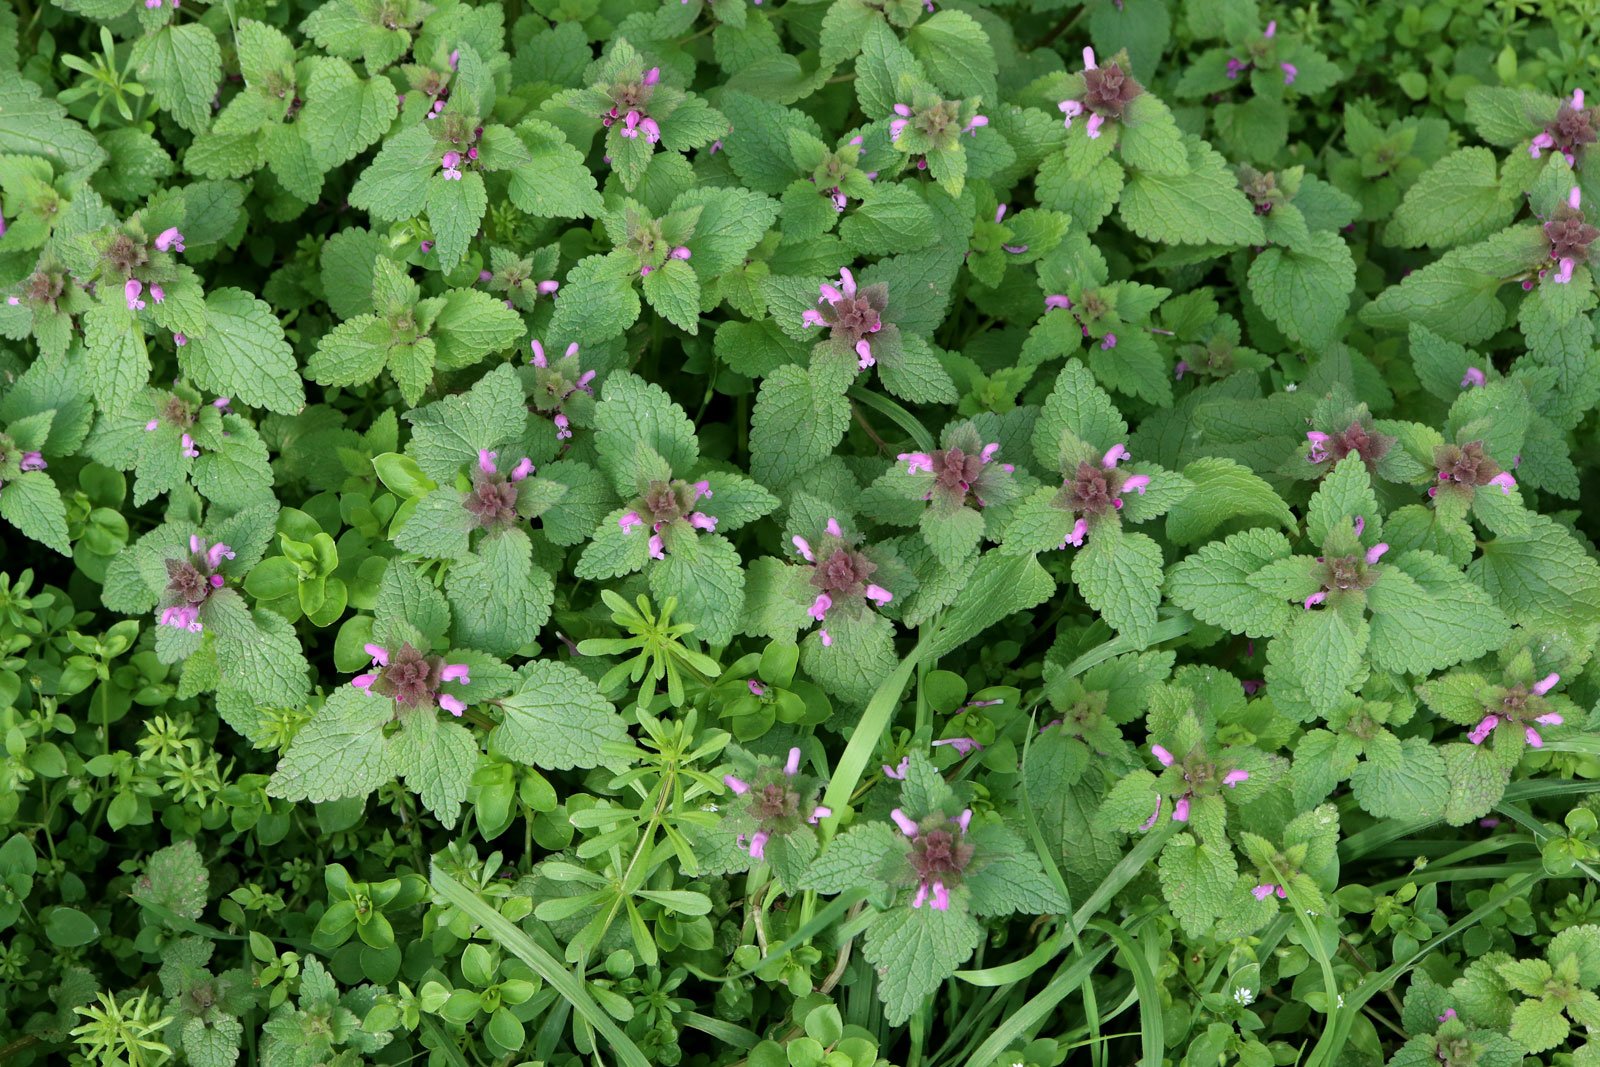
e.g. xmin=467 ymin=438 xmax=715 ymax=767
xmin=792 ymin=535 xmax=814 ymax=561
xmin=150 ymin=285 xmax=165 ymax=304
xmin=154 ymin=227 xmax=185 ymax=253
xmin=809 ymin=593 xmax=832 ymax=621
xmin=1306 ymin=431 xmax=1330 ymax=463
xmin=648 ymin=534 xmax=665 ymax=559
xmin=619 ymin=511 xmax=644 ymax=533
xmin=180 ymin=433 xmax=200 ymax=459
xmin=670 ymin=246 xmax=691 ymax=260
xmin=18 ymin=451 xmax=46 ymax=471
xmin=1252 ymin=883 xmax=1287 ymax=901
xmin=746 ymin=680 xmax=765 ymax=697
xmin=1151 ymin=744 xmax=1175 ymax=767
xmin=724 ymin=774 xmax=750 ymax=795
xmin=1044 ymin=293 xmax=1073 ymax=310
xmin=440 ymin=663 xmax=471 ymax=684
xmin=1058 ymin=99 xmax=1083 ymax=129
xmin=890 ymin=809 xmax=919 ymax=837
xmin=1086 ymin=113 xmax=1105 ymax=139
xmin=1304 ymin=591 xmax=1326 ymax=609
xmin=883 ymin=756 xmax=909 ymax=779
xmin=747 ymin=831 xmax=769 ymax=860
xmin=1468 ymin=715 xmax=1499 ymax=745
xmin=1281 ymin=63 xmax=1298 ymax=85
xmin=1119 ymin=474 xmax=1151 ymax=496
xmin=865 ymin=584 xmax=892 ymax=606
xmin=1223 ymin=769 xmax=1249 ymax=787
xmin=438 ymin=694 xmax=467 ymax=716
xmin=1063 ymin=517 xmax=1088 ymax=548
xmin=1139 ymin=795 xmax=1163 ymax=831
xmin=1173 ymin=796 xmax=1191 ymax=822
xmin=688 ymin=512 xmax=718 ymax=531
xmin=1365 ymin=542 xmax=1389 ymax=564
xmin=125 ymin=279 xmax=146 ymax=311
xmin=478 ymin=450 xmax=498 ymax=475
xmin=963 ymin=115 xmax=988 ymax=136
xmin=1101 ymin=332 xmax=1117 ymax=350
xmin=932 ymin=737 xmax=982 ymax=757
xmin=1102 ymin=444 xmax=1129 ymax=468
xmin=441 ymin=151 xmax=462 ymax=180
xmin=899 ymin=452 xmax=934 ymax=474
xmin=1533 ymin=672 xmax=1560 ymax=696
xmin=173 ymin=332 xmax=187 ymax=347
xmin=1489 ymin=472 xmax=1516 ymax=494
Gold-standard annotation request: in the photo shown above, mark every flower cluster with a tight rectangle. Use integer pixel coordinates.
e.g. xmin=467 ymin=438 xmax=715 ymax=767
xmin=0 ymin=434 xmax=48 ymax=494
xmin=527 ymin=339 xmax=595 ymax=441
xmin=1304 ymin=418 xmax=1394 ymax=474
xmin=1058 ymin=48 xmax=1141 ymax=139
xmin=1542 ymin=185 xmax=1595 ymax=285
xmin=801 ymin=267 xmax=892 ymax=370
xmin=723 ymin=748 xmax=830 ymax=861
xmin=1143 ymin=744 xmax=1249 ymax=827
xmin=896 ymin=430 xmax=1013 ymax=510
xmin=1303 ymin=541 xmax=1387 ymax=610
xmin=352 ymin=642 xmax=473 ymax=716
xmin=1431 ymin=441 xmax=1516 ymax=499
xmin=1041 ymin=290 xmax=1119 ymax=350
xmin=792 ymin=517 xmax=892 ymax=647
xmin=1467 ymin=672 xmax=1564 ymax=748
xmin=1528 ymin=89 xmax=1595 ymax=165
xmin=1051 ymin=444 xmax=1151 ymax=549
xmin=890 ymin=807 xmax=975 ymax=911
xmin=158 ymin=536 xmax=234 ymax=632
xmin=1225 ymin=22 xmax=1297 ymax=85
xmin=464 ymin=449 xmax=536 ymax=530
xmin=618 ymin=478 xmax=716 ymax=560
xmin=601 ymin=66 xmax=662 ymax=143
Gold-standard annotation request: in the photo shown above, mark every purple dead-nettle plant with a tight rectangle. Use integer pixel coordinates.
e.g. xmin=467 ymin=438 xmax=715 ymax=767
xmin=792 ymin=130 xmax=874 ymax=212
xmin=618 ymin=203 xmax=693 ymax=277
xmin=464 ymin=449 xmax=537 ymax=530
xmin=1430 ymin=441 xmax=1517 ymax=499
xmin=618 ymin=477 xmax=718 ymax=561
xmin=1301 ymin=540 xmax=1389 ymax=611
xmin=891 ymin=806 xmax=975 ymax=911
xmin=1529 ymin=89 xmax=1596 ymax=165
xmin=1050 ymin=443 xmax=1152 ymax=549
xmin=1058 ymin=47 xmax=1142 ymax=140
xmin=0 ymin=434 xmax=48 ymax=495
xmin=143 ymin=392 xmax=213 ymax=461
xmin=600 ymin=64 xmax=663 ymax=143
xmin=1144 ymin=743 xmax=1250 ymax=827
xmin=1303 ymin=414 xmax=1395 ymax=477
xmin=722 ymin=747 xmax=830 ymax=862
xmin=352 ymin=642 xmax=474 ymax=717
xmin=1541 ymin=185 xmax=1596 ymax=285
xmin=791 ymin=517 xmax=894 ymax=647
xmin=158 ymin=536 xmax=235 ymax=633
xmin=1466 ymin=671 xmax=1566 ymax=750
xmin=897 ymin=427 xmax=1014 ymax=508
xmin=802 ymin=266 xmax=900 ymax=371
xmin=526 ymin=339 xmax=596 ymax=442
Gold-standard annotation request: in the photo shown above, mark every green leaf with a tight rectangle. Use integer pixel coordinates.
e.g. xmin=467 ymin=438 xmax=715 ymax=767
xmin=1349 ymin=736 xmax=1448 ymax=821
xmin=130 ymin=24 xmax=222 ymax=135
xmin=642 ymin=258 xmax=701 ymax=333
xmin=1387 ymin=148 xmax=1518 ymax=249
xmin=1157 ymin=831 xmax=1237 ymax=937
xmin=426 ymin=171 xmax=487 ymax=274
xmin=492 ymin=661 xmax=631 ymax=771
xmin=861 ymin=904 xmax=984 ymax=1026
xmin=180 ymin=288 xmax=305 ymax=414
xmin=82 ymin=305 xmax=150 ymax=416
xmin=1118 ymin=93 xmax=1189 ymax=177
xmin=594 ymin=371 xmax=700 ymax=488
xmin=44 ymin=907 xmax=100 ymax=948
xmin=134 ymin=840 xmax=209 ymax=922
xmin=1032 ymin=360 xmax=1128 ymax=471
xmin=750 ymin=363 xmax=851 ymax=487
xmin=1367 ymin=553 xmax=1511 ymax=675
xmin=1508 ymin=996 xmax=1569 ymax=1054
xmin=1119 ymin=137 xmax=1264 ymax=247
xmin=1071 ymin=526 xmax=1164 ymax=646
xmin=432 ymin=288 xmax=524 ymax=369
xmin=1306 ymin=454 xmax=1379 ymax=545
xmin=389 ymin=712 xmax=478 ymax=829
xmin=1164 ymin=458 xmax=1295 ymax=545
xmin=649 ymin=532 xmax=745 ymax=646
xmin=1165 ymin=527 xmax=1294 ymax=638
xmin=906 ymin=10 xmax=996 ymax=100
xmin=210 ymin=594 xmax=311 ymax=709
xmin=840 ymin=183 xmax=938 ymax=256
xmin=297 ymin=56 xmax=397 ymax=170
xmin=676 ymin=186 xmax=780 ymax=277
xmin=348 ymin=124 xmax=435 ymax=221
xmin=404 ymin=364 xmax=529 ymax=481
xmin=549 ymin=254 xmax=642 ymax=345
xmin=800 ymin=823 xmax=900 ymax=894
xmin=267 ymin=687 xmax=393 ymax=804
xmin=880 ymin=334 xmax=959 ymax=404
xmin=1265 ymin=605 xmax=1368 ymax=715
xmin=1359 ymin=241 xmax=1514 ymax=344
xmin=1247 ymin=230 xmax=1356 ymax=347
xmin=445 ymin=529 xmax=552 ymax=656
xmin=508 ymin=119 xmax=603 ymax=218
xmin=0 ymin=471 xmax=70 ymax=555
xmin=930 ymin=552 xmax=1055 ymax=658
xmin=1468 ymin=514 xmax=1600 ymax=627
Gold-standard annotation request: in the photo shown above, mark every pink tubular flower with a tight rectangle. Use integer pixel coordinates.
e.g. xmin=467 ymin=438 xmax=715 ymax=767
xmin=670 ymin=246 xmax=691 ymax=260
xmin=1460 ymin=366 xmax=1486 ymax=389
xmin=441 ymin=151 xmax=463 ymax=180
xmin=855 ymin=338 xmax=875 ymax=370
xmin=1468 ymin=715 xmax=1499 ymax=745
xmin=1364 ymin=542 xmax=1389 ymax=565
xmin=180 ymin=434 xmax=200 ymax=459
xmin=1280 ymin=63 xmax=1298 ymax=85
xmin=883 ymin=756 xmax=909 ymax=779
xmin=889 ymin=118 xmax=908 ymax=143
xmin=1058 ymin=99 xmax=1084 ymax=129
xmin=688 ymin=512 xmax=717 ymax=531
xmin=890 ymin=808 xmax=919 ymax=837
xmin=150 ymin=285 xmax=165 ymax=304
xmin=510 ymin=458 xmax=535 ymax=481
xmin=1152 ymin=744 xmax=1175 ymax=767
xmin=723 ymin=774 xmax=750 ymax=795
xmin=1306 ymin=431 xmax=1331 ymax=463
xmin=154 ymin=227 xmax=185 ymax=253
xmin=1533 ymin=672 xmax=1560 ymax=696
xmin=174 ymin=332 xmax=187 ymax=347
xmin=1119 ymin=474 xmax=1151 ymax=496
xmin=648 ymin=534 xmax=665 ymax=560
xmin=477 ymin=449 xmax=497 ymax=475
xmin=438 ymin=695 xmax=467 ymax=716
xmin=801 ymin=308 xmax=827 ymax=328
xmin=933 ymin=737 xmax=982 ymax=757
xmin=1173 ymin=796 xmax=1191 ymax=822
xmin=1102 ymin=444 xmax=1128 ymax=468
xmin=746 ymin=680 xmax=766 ymax=697
xmin=1223 ymin=769 xmax=1249 ymax=787
xmin=809 ymin=593 xmax=832 ymax=621
xmin=619 ymin=511 xmax=644 ymax=533
xmin=1252 ymin=883 xmax=1288 ymax=901
xmin=1063 ymin=517 xmax=1089 ymax=548
xmin=1101 ymin=333 xmax=1117 ymax=350
xmin=1083 ymin=47 xmax=1097 ymax=70
xmin=899 ymin=451 xmax=935 ymax=474
xmin=963 ymin=115 xmax=988 ymax=136
xmin=792 ymin=535 xmax=814 ymax=561
xmin=125 ymin=279 xmax=146 ymax=311
xmin=1139 ymin=795 xmax=1162 ymax=831
xmin=865 ymin=584 xmax=892 ymax=606
xmin=18 ymin=451 xmax=46 ymax=471
xmin=1085 ymin=113 xmax=1105 ymax=139
xmin=746 ymin=831 xmax=769 ymax=860
xmin=1554 ymin=258 xmax=1576 ymax=284
xmin=1044 ymin=293 xmax=1073 ymax=310
xmin=1488 ymin=472 xmax=1516 ymax=494
xmin=1303 ymin=591 xmax=1326 ymax=609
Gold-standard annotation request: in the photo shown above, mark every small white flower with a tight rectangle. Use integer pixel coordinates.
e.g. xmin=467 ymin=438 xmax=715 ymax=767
xmin=1285 ymin=382 xmax=1298 ymax=392
xmin=1233 ymin=987 xmax=1255 ymax=1006
xmin=1337 ymin=994 xmax=1345 ymax=1008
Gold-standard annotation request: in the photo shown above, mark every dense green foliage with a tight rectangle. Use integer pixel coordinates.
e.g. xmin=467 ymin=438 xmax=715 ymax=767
xmin=2 ymin=0 xmax=1600 ymax=1064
